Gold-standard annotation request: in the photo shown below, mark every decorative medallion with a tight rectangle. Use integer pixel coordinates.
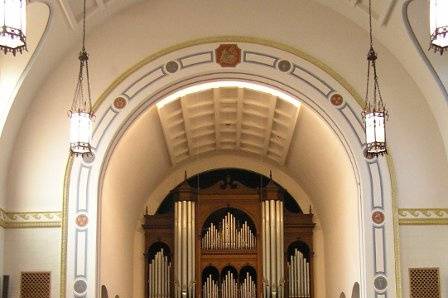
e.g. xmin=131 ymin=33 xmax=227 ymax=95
xmin=74 ymin=279 xmax=87 ymax=294
xmin=374 ymin=275 xmax=388 ymax=291
xmin=82 ymin=151 xmax=95 ymax=163
xmin=165 ymin=61 xmax=179 ymax=73
xmin=215 ymin=44 xmax=241 ymax=67
xmin=330 ymin=94 xmax=344 ymax=106
xmin=113 ymin=97 xmax=127 ymax=110
xmin=372 ymin=210 xmax=385 ymax=225
xmin=278 ymin=60 xmax=292 ymax=72
xmin=76 ymin=214 xmax=89 ymax=227
xmin=363 ymin=147 xmax=375 ymax=160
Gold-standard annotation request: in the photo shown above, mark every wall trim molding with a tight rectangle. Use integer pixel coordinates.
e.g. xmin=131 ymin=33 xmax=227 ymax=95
xmin=398 ymin=208 xmax=448 ymax=225
xmin=0 ymin=208 xmax=62 ymax=229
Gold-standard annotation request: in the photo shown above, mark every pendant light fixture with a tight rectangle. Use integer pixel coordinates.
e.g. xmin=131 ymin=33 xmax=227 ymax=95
xmin=0 ymin=0 xmax=27 ymax=55
xmin=362 ymin=0 xmax=388 ymax=157
xmin=68 ymin=0 xmax=94 ymax=157
xmin=430 ymin=0 xmax=448 ymax=54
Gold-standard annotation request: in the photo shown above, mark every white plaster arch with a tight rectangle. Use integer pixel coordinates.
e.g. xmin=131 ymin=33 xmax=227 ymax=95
xmin=64 ymin=38 xmax=395 ymax=298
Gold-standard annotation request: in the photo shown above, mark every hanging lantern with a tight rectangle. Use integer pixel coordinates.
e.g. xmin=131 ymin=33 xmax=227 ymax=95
xmin=0 ymin=0 xmax=27 ymax=55
xmin=430 ymin=0 xmax=448 ymax=54
xmin=362 ymin=0 xmax=388 ymax=157
xmin=68 ymin=0 xmax=94 ymax=157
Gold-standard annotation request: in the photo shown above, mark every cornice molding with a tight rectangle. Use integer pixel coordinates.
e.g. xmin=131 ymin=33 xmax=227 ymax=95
xmin=0 ymin=208 xmax=62 ymax=229
xmin=398 ymin=208 xmax=448 ymax=225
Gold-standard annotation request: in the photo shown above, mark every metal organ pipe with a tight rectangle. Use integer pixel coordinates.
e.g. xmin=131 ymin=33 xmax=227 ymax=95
xmin=270 ymin=200 xmax=276 ymax=292
xmin=240 ymin=272 xmax=256 ymax=298
xmin=262 ymin=199 xmax=284 ymax=297
xmin=174 ymin=200 xmax=195 ymax=297
xmin=287 ymin=249 xmax=310 ymax=298
xmin=148 ymin=249 xmax=171 ymax=298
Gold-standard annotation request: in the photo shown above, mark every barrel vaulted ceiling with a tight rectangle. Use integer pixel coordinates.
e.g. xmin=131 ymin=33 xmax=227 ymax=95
xmin=157 ymin=87 xmax=301 ymax=165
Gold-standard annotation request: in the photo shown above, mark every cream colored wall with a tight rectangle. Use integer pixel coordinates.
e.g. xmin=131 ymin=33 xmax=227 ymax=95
xmin=400 ymin=225 xmax=448 ymax=297
xmin=288 ymin=108 xmax=360 ymax=296
xmin=3 ymin=228 xmax=60 ymax=298
xmin=0 ymin=2 xmax=49 ymax=209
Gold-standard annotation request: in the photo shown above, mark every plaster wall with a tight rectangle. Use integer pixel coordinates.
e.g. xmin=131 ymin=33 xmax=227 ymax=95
xmin=400 ymin=225 xmax=448 ymax=297
xmin=3 ymin=228 xmax=60 ymax=298
xmin=0 ymin=2 xmax=49 ymax=209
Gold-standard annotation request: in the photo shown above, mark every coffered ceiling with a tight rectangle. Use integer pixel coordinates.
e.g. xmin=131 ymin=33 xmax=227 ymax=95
xmin=156 ymin=87 xmax=301 ymax=165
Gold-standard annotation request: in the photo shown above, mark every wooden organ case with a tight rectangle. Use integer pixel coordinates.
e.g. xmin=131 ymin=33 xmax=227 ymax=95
xmin=143 ymin=171 xmax=315 ymax=298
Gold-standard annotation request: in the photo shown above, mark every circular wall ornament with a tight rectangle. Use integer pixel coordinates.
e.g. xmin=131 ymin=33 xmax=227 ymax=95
xmin=374 ymin=275 xmax=388 ymax=291
xmin=76 ymin=214 xmax=89 ymax=227
xmin=113 ymin=97 xmax=127 ymax=110
xmin=363 ymin=147 xmax=375 ymax=161
xmin=278 ymin=60 xmax=292 ymax=72
xmin=372 ymin=210 xmax=385 ymax=225
xmin=330 ymin=94 xmax=344 ymax=106
xmin=165 ymin=61 xmax=179 ymax=73
xmin=82 ymin=151 xmax=95 ymax=163
xmin=74 ymin=279 xmax=87 ymax=295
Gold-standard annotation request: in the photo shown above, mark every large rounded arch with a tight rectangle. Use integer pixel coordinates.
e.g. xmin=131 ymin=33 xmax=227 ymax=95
xmin=64 ymin=38 xmax=396 ymax=298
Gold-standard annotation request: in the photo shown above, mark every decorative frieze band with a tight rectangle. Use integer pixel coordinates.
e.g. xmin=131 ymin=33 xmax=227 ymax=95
xmin=0 ymin=208 xmax=62 ymax=229
xmin=398 ymin=209 xmax=448 ymax=225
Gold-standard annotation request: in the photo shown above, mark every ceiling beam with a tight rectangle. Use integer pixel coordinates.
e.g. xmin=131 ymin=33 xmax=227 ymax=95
xmin=95 ymin=0 xmax=106 ymax=10
xmin=279 ymin=105 xmax=302 ymax=165
xmin=236 ymin=88 xmax=244 ymax=149
xmin=156 ymin=106 xmax=177 ymax=165
xmin=180 ymin=95 xmax=194 ymax=156
xmin=57 ymin=0 xmax=77 ymax=29
xmin=263 ymin=95 xmax=277 ymax=156
xmin=213 ymin=89 xmax=221 ymax=149
xmin=381 ymin=0 xmax=398 ymax=26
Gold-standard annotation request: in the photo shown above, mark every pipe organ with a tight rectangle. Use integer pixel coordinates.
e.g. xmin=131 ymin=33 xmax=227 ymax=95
xmin=148 ymin=248 xmax=171 ymax=297
xmin=261 ymin=179 xmax=285 ymax=297
xmin=288 ymin=249 xmax=310 ymax=298
xmin=202 ymin=212 xmax=256 ymax=250
xmin=143 ymin=170 xmax=315 ymax=297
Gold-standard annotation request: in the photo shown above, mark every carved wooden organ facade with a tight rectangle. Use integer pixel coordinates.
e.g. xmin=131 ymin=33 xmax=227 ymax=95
xmin=143 ymin=173 xmax=315 ymax=298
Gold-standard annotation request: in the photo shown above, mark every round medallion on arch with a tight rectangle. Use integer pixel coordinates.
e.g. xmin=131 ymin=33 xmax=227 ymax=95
xmin=113 ymin=97 xmax=127 ymax=110
xmin=363 ymin=147 xmax=376 ymax=160
xmin=74 ymin=279 xmax=87 ymax=295
xmin=165 ymin=61 xmax=179 ymax=73
xmin=82 ymin=151 xmax=95 ymax=163
xmin=374 ymin=275 xmax=388 ymax=291
xmin=76 ymin=214 xmax=89 ymax=227
xmin=278 ymin=60 xmax=292 ymax=72
xmin=330 ymin=93 xmax=344 ymax=106
xmin=372 ymin=210 xmax=385 ymax=225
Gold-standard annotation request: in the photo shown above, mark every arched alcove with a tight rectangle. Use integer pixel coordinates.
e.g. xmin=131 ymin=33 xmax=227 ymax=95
xmin=64 ymin=39 xmax=395 ymax=298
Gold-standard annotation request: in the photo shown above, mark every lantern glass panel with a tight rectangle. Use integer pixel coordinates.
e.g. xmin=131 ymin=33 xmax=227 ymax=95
xmin=0 ymin=0 xmax=26 ymax=49
xmin=365 ymin=112 xmax=386 ymax=153
xmin=69 ymin=112 xmax=92 ymax=154
xmin=430 ymin=0 xmax=448 ymax=48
